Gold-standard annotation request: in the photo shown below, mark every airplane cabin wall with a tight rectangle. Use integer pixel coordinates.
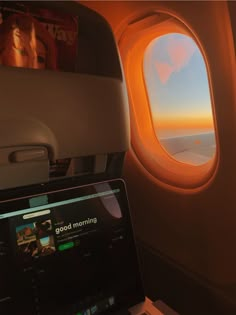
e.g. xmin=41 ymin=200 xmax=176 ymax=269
xmin=81 ymin=0 xmax=236 ymax=301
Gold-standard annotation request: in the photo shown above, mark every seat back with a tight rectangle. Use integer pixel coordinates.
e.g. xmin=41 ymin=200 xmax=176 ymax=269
xmin=0 ymin=1 xmax=129 ymax=189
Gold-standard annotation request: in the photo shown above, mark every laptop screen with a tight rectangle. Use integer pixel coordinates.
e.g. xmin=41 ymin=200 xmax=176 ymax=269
xmin=0 ymin=179 xmax=145 ymax=315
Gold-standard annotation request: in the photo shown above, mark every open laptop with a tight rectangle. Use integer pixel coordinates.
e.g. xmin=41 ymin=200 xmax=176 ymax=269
xmin=0 ymin=179 xmax=162 ymax=315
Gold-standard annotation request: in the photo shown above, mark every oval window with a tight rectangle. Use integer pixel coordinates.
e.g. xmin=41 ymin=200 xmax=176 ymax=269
xmin=143 ymin=33 xmax=216 ymax=166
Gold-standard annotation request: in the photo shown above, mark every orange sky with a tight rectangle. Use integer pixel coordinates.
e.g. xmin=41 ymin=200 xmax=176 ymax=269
xmin=153 ymin=116 xmax=214 ymax=130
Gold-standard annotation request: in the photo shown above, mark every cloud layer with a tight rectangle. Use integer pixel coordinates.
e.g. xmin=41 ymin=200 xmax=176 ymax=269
xmin=155 ymin=36 xmax=196 ymax=84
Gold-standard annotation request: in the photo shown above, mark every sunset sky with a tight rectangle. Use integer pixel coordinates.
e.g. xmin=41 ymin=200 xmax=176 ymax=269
xmin=143 ymin=33 xmax=214 ymax=139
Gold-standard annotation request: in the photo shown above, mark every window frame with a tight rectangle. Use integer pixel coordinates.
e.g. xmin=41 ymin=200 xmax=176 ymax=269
xmin=119 ymin=13 xmax=218 ymax=190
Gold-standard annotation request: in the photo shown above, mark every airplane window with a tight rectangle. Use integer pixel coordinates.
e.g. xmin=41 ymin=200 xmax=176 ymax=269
xmin=143 ymin=33 xmax=216 ymax=166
